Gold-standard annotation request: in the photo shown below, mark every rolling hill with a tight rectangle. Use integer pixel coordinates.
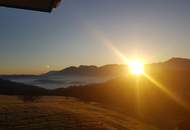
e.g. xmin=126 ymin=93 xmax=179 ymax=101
xmin=0 ymin=96 xmax=159 ymax=130
xmin=0 ymin=78 xmax=48 ymax=95
xmin=53 ymin=67 xmax=190 ymax=130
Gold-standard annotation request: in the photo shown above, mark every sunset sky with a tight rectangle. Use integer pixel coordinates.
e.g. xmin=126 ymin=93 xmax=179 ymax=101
xmin=0 ymin=0 xmax=190 ymax=74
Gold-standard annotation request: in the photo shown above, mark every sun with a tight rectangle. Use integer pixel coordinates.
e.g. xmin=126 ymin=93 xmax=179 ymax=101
xmin=128 ymin=60 xmax=144 ymax=75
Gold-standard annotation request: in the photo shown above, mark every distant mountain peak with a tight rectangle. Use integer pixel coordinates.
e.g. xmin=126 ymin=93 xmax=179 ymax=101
xmin=44 ymin=64 xmax=128 ymax=77
xmin=79 ymin=65 xmax=98 ymax=68
xmin=160 ymin=57 xmax=190 ymax=70
xmin=44 ymin=57 xmax=190 ymax=77
xmin=165 ymin=57 xmax=190 ymax=64
xmin=167 ymin=57 xmax=190 ymax=63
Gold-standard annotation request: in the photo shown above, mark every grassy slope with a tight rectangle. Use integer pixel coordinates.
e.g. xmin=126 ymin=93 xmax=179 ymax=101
xmin=0 ymin=96 xmax=159 ymax=130
xmin=55 ymin=69 xmax=190 ymax=129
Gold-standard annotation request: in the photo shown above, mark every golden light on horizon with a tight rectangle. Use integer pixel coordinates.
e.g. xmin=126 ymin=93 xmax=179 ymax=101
xmin=128 ymin=60 xmax=144 ymax=75
xmin=143 ymin=73 xmax=190 ymax=111
xmin=93 ymin=30 xmax=190 ymax=111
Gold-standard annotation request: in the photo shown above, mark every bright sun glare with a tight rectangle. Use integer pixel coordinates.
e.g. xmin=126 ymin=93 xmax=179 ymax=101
xmin=128 ymin=60 xmax=144 ymax=75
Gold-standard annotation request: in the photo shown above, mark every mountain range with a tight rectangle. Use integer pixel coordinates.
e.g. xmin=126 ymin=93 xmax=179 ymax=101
xmin=1 ymin=57 xmax=190 ymax=78
xmin=1 ymin=57 xmax=190 ymax=89
xmin=44 ymin=57 xmax=190 ymax=76
xmin=43 ymin=64 xmax=128 ymax=77
xmin=1 ymin=57 xmax=190 ymax=129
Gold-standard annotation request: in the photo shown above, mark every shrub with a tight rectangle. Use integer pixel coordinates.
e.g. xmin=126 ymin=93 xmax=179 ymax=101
xmin=18 ymin=95 xmax=42 ymax=103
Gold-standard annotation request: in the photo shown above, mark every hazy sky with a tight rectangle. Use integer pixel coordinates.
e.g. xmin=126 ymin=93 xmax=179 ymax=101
xmin=0 ymin=0 xmax=190 ymax=74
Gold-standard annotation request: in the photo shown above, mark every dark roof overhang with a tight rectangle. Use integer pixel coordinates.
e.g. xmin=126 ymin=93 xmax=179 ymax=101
xmin=0 ymin=0 xmax=61 ymax=12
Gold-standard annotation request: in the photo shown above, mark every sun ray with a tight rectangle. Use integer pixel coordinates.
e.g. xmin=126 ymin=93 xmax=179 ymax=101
xmin=92 ymin=29 xmax=190 ymax=111
xmin=143 ymin=72 xmax=190 ymax=111
xmin=102 ymin=40 xmax=129 ymax=64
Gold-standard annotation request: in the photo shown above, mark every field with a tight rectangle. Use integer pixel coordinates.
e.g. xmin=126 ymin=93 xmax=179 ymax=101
xmin=0 ymin=96 xmax=159 ymax=130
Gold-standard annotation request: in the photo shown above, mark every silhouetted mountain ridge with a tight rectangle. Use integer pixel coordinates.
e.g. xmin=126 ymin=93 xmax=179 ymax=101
xmin=44 ymin=64 xmax=128 ymax=77
xmin=147 ymin=57 xmax=190 ymax=70
xmin=0 ymin=78 xmax=48 ymax=95
xmin=44 ymin=57 xmax=190 ymax=77
xmin=1 ymin=58 xmax=190 ymax=78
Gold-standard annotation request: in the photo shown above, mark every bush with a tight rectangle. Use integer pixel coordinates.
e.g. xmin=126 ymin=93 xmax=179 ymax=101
xmin=18 ymin=95 xmax=42 ymax=103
